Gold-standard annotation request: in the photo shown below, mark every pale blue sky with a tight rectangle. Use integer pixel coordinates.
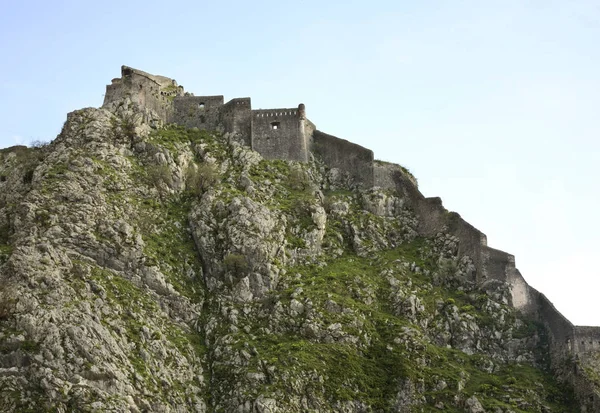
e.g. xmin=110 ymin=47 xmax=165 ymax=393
xmin=2 ymin=0 xmax=600 ymax=324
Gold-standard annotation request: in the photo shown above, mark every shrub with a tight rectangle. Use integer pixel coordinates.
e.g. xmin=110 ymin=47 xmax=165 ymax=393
xmin=147 ymin=165 xmax=173 ymax=189
xmin=23 ymin=169 xmax=35 ymax=184
xmin=29 ymin=140 xmax=49 ymax=149
xmin=223 ymin=253 xmax=249 ymax=277
xmin=0 ymin=282 xmax=16 ymax=320
xmin=185 ymin=163 xmax=219 ymax=195
xmin=288 ymin=167 xmax=310 ymax=191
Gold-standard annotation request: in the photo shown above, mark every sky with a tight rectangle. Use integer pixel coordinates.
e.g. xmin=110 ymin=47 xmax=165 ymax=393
xmin=1 ymin=0 xmax=599 ymax=325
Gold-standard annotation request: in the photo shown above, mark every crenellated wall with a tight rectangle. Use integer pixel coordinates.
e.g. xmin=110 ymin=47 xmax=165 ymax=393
xmin=252 ymin=108 xmax=309 ymax=162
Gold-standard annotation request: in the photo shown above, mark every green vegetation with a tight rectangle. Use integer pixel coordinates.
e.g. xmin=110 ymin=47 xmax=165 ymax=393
xmin=223 ymin=253 xmax=249 ymax=277
xmin=0 ymin=244 xmax=13 ymax=266
xmin=185 ymin=162 xmax=219 ymax=195
xmin=208 ymin=239 xmax=577 ymax=411
xmin=148 ymin=124 xmax=226 ymax=160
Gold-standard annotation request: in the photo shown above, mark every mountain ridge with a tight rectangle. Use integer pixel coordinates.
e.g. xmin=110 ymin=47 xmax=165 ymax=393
xmin=0 ymin=67 xmax=597 ymax=411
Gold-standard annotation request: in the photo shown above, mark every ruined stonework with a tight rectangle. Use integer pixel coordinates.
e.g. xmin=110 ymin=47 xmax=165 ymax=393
xmin=103 ymin=66 xmax=600 ymax=409
xmin=102 ymin=66 xmax=348 ymax=179
xmin=103 ymin=66 xmax=184 ymax=122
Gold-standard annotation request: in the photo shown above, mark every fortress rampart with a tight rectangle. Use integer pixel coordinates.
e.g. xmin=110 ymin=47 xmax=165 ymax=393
xmin=312 ymin=130 xmax=374 ymax=188
xmin=102 ymin=65 xmax=600 ymax=408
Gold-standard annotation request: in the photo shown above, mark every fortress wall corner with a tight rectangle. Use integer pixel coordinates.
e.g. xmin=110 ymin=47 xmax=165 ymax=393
xmin=480 ymin=247 xmax=537 ymax=313
xmin=481 ymin=246 xmax=514 ymax=283
xmin=171 ymin=95 xmax=224 ymax=129
xmin=252 ymin=108 xmax=307 ymax=162
xmin=506 ymin=268 xmax=537 ymax=315
xmin=103 ymin=66 xmax=181 ymax=122
xmin=312 ymin=130 xmax=374 ymax=188
xmin=221 ymin=98 xmax=252 ymax=146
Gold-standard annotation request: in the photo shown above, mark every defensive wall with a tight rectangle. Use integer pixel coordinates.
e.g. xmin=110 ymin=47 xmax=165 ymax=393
xmin=312 ymin=131 xmax=374 ymax=188
xmin=171 ymin=95 xmax=224 ymax=130
xmin=102 ymin=67 xmax=600 ymax=404
xmin=251 ymin=107 xmax=310 ymax=162
xmin=221 ymin=98 xmax=252 ymax=147
xmin=103 ymin=66 xmax=184 ymax=121
xmin=372 ymin=155 xmax=600 ymax=408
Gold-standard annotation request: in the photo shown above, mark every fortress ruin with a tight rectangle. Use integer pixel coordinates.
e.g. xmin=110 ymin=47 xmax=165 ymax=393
xmin=103 ymin=65 xmax=600 ymax=409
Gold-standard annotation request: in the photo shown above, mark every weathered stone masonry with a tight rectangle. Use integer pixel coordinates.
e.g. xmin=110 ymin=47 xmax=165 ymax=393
xmin=103 ymin=66 xmax=600 ymax=408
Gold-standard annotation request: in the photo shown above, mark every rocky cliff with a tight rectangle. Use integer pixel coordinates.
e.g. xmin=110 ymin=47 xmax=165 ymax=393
xmin=0 ymin=95 xmax=596 ymax=412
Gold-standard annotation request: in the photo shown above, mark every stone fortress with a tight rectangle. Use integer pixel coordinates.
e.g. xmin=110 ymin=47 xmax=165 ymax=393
xmin=104 ymin=66 xmax=600 ymax=407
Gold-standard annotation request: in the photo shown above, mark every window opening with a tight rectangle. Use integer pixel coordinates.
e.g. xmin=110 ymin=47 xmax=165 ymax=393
xmin=271 ymin=122 xmax=280 ymax=130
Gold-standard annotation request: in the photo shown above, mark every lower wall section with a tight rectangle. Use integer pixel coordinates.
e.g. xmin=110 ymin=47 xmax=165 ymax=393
xmin=312 ymin=130 xmax=374 ymax=188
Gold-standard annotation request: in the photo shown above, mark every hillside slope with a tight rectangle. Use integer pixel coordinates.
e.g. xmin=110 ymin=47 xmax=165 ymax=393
xmin=0 ymin=102 xmax=587 ymax=412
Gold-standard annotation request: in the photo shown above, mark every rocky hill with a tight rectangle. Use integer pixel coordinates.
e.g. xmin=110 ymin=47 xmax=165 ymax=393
xmin=0 ymin=80 xmax=597 ymax=412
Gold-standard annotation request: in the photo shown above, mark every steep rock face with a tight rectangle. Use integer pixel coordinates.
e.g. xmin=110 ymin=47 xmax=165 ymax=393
xmin=0 ymin=100 xmax=589 ymax=412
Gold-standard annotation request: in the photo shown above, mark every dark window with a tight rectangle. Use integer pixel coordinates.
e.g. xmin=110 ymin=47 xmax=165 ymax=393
xmin=271 ymin=122 xmax=280 ymax=130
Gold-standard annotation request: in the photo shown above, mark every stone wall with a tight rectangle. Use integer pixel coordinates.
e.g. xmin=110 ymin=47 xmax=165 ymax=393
xmin=252 ymin=108 xmax=308 ymax=162
xmin=574 ymin=326 xmax=600 ymax=357
xmin=393 ymin=190 xmax=486 ymax=279
xmin=537 ymin=292 xmax=574 ymax=364
xmin=312 ymin=130 xmax=374 ymax=188
xmin=221 ymin=98 xmax=252 ymax=146
xmin=506 ymin=267 xmax=537 ymax=314
xmin=374 ymin=160 xmax=419 ymax=189
xmin=171 ymin=95 xmax=224 ymax=130
xmin=103 ymin=66 xmax=182 ymax=122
